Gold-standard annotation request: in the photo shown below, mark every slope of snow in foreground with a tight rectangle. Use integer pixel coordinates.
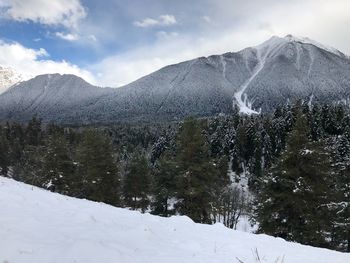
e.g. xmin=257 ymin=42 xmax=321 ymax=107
xmin=0 ymin=177 xmax=349 ymax=263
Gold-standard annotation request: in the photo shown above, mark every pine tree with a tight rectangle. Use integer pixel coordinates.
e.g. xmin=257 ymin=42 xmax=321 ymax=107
xmin=25 ymin=117 xmax=42 ymax=146
xmin=233 ymin=122 xmax=246 ymax=174
xmin=19 ymin=144 xmax=46 ymax=186
xmin=330 ymin=131 xmax=350 ymax=251
xmin=151 ymin=151 xmax=178 ymax=216
xmin=255 ymin=112 xmax=333 ymax=248
xmin=308 ymin=104 xmax=324 ymax=141
xmin=40 ymin=134 xmax=76 ymax=194
xmin=76 ymin=129 xmax=120 ymax=206
xmin=332 ymin=162 xmax=350 ymax=251
xmin=0 ymin=129 xmax=10 ymax=176
xmin=175 ymin=117 xmax=226 ymax=224
xmin=250 ymin=128 xmax=263 ymax=188
xmin=123 ymin=152 xmax=151 ymax=212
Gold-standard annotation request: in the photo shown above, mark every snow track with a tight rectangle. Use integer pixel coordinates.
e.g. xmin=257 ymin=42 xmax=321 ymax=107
xmin=220 ymin=55 xmax=227 ymax=79
xmin=308 ymin=47 xmax=315 ymax=77
xmin=233 ymin=48 xmax=267 ymax=114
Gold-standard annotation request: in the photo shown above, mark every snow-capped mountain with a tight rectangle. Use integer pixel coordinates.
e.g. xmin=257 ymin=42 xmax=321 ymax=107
xmin=1 ymin=176 xmax=348 ymax=263
xmin=238 ymin=35 xmax=350 ymax=113
xmin=0 ymin=35 xmax=350 ymax=123
xmin=81 ymin=34 xmax=350 ymax=121
xmin=0 ymin=65 xmax=25 ymax=94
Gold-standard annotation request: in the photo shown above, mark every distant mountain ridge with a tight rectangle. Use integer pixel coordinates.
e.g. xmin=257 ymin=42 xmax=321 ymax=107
xmin=0 ymin=74 xmax=114 ymax=123
xmin=0 ymin=35 xmax=350 ymax=123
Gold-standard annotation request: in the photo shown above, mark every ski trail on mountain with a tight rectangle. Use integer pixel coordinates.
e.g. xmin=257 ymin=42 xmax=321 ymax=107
xmin=220 ymin=55 xmax=227 ymax=79
xmin=308 ymin=48 xmax=315 ymax=77
xmin=234 ymin=47 xmax=268 ymax=114
xmin=296 ymin=44 xmax=302 ymax=70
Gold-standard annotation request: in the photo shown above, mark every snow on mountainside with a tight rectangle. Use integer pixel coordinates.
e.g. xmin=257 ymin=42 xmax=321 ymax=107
xmin=283 ymin=34 xmax=347 ymax=58
xmin=0 ymin=65 xmax=25 ymax=94
xmin=0 ymin=176 xmax=348 ymax=263
xmin=0 ymin=35 xmax=350 ymax=123
xmin=234 ymin=34 xmax=350 ymax=113
xmin=85 ymin=34 xmax=350 ymax=119
xmin=231 ymin=34 xmax=350 ymax=113
xmin=0 ymin=73 xmax=114 ymax=122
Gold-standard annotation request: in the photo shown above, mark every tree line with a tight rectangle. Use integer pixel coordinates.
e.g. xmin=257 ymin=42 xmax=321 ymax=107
xmin=0 ymin=101 xmax=349 ymax=251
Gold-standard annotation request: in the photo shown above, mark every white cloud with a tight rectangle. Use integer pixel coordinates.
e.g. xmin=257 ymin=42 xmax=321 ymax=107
xmin=55 ymin=32 xmax=79 ymax=41
xmin=0 ymin=40 xmax=95 ymax=84
xmin=156 ymin=31 xmax=179 ymax=40
xmin=202 ymin=16 xmax=212 ymax=23
xmin=159 ymin=15 xmax=177 ymax=25
xmin=0 ymin=0 xmax=86 ymax=28
xmin=134 ymin=14 xmax=177 ymax=28
xmin=134 ymin=18 xmax=158 ymax=28
xmin=88 ymin=35 xmax=97 ymax=42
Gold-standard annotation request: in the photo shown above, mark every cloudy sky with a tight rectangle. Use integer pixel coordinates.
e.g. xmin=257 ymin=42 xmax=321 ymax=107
xmin=0 ymin=0 xmax=349 ymax=87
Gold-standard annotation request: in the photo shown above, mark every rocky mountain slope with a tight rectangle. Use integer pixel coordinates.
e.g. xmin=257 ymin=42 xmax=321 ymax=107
xmin=0 ymin=35 xmax=350 ymax=123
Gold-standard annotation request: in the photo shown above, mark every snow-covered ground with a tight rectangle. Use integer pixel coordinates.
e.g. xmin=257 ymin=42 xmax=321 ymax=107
xmin=0 ymin=176 xmax=349 ymax=263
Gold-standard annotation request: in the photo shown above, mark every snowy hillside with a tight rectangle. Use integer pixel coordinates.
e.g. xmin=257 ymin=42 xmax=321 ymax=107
xmin=0 ymin=176 xmax=348 ymax=263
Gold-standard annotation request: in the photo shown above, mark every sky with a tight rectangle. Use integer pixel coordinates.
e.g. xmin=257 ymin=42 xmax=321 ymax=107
xmin=0 ymin=0 xmax=349 ymax=87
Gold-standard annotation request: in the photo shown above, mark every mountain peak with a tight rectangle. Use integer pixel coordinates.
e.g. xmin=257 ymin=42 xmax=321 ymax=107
xmin=266 ymin=34 xmax=346 ymax=58
xmin=0 ymin=65 xmax=25 ymax=94
xmin=251 ymin=34 xmax=346 ymax=59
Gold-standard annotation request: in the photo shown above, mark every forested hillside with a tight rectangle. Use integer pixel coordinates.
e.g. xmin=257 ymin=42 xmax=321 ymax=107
xmin=0 ymin=101 xmax=349 ymax=251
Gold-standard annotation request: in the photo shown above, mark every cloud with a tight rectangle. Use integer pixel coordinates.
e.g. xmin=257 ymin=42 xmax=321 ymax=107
xmin=134 ymin=14 xmax=177 ymax=28
xmin=202 ymin=16 xmax=212 ymax=23
xmin=156 ymin=31 xmax=179 ymax=40
xmin=159 ymin=15 xmax=177 ymax=25
xmin=134 ymin=18 xmax=158 ymax=28
xmin=88 ymin=35 xmax=97 ymax=42
xmin=55 ymin=32 xmax=79 ymax=41
xmin=0 ymin=0 xmax=86 ymax=28
xmin=0 ymin=40 xmax=95 ymax=84
xmin=91 ymin=29 xmax=269 ymax=87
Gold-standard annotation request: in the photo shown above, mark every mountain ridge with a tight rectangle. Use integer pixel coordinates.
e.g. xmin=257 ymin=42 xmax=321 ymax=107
xmin=0 ymin=35 xmax=350 ymax=123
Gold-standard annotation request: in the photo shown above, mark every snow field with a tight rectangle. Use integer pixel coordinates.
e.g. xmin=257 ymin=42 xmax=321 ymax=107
xmin=0 ymin=176 xmax=349 ymax=263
